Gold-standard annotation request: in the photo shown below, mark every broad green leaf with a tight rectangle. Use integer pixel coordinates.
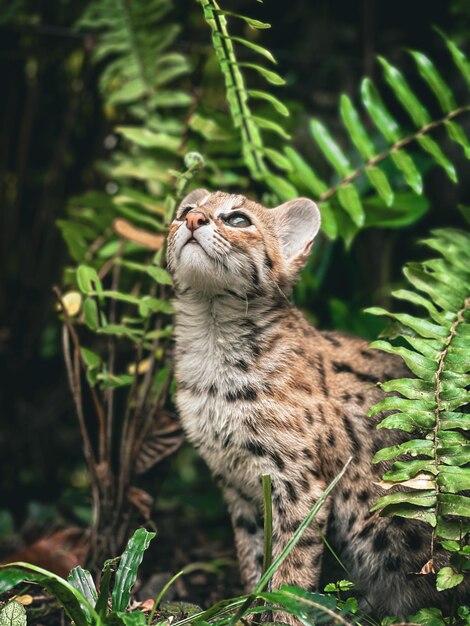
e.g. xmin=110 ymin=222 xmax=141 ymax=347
xmin=436 ymin=518 xmax=470 ymax=541
xmin=318 ymin=201 xmax=338 ymax=239
xmin=112 ymin=529 xmax=156 ymax=612
xmin=239 ymin=63 xmax=285 ymax=85
xmin=310 ymin=120 xmax=351 ymax=177
xmin=265 ymin=174 xmax=298 ymax=200
xmin=83 ymin=298 xmax=100 ymax=331
xmin=378 ymin=56 xmax=430 ymax=127
xmin=248 ymin=90 xmax=289 ymax=116
xmin=444 ymin=121 xmax=470 ymax=158
xmin=77 ymin=265 xmax=103 ymax=296
xmin=0 ymin=564 xmax=98 ymax=626
xmin=340 ymin=95 xmax=375 ymax=159
xmin=231 ymin=37 xmax=275 ymax=63
xmin=138 ymin=296 xmax=173 ymax=317
xmin=377 ymin=411 xmax=435 ymax=432
xmin=410 ymin=607 xmax=445 ymax=626
xmin=0 ymin=602 xmax=26 ymax=626
xmin=409 ymin=51 xmax=456 ymax=113
xmin=372 ymin=439 xmax=434 ymax=463
xmin=96 ymin=558 xmax=117 ymax=618
xmin=367 ymin=308 xmax=448 ymax=340
xmin=368 ymin=340 xmax=437 ymax=381
xmin=81 ymin=348 xmax=101 ymax=370
xmin=337 ymin=185 xmax=365 ymax=226
xmin=438 ymin=445 xmax=470 ymax=467
xmin=436 ymin=566 xmax=464 ymax=591
xmin=440 ymin=540 xmax=460 ymax=552
xmin=68 ymin=567 xmax=98 ymax=623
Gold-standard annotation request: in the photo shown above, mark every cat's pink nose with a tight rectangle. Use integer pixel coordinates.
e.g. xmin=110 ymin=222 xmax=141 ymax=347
xmin=186 ymin=211 xmax=209 ymax=232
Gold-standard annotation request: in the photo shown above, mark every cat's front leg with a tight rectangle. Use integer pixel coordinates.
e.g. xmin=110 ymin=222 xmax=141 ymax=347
xmin=224 ymin=487 xmax=265 ymax=590
xmin=269 ymin=482 xmax=331 ymax=625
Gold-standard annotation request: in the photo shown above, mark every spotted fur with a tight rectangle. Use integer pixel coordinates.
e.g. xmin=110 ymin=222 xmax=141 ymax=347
xmin=167 ymin=190 xmax=469 ymax=619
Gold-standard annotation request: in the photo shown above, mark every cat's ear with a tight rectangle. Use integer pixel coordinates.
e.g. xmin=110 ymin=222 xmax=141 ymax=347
xmin=272 ymin=198 xmax=321 ymax=266
xmin=179 ymin=188 xmax=210 ymax=210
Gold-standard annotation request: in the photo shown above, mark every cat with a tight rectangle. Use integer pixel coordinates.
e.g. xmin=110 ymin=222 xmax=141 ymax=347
xmin=166 ymin=189 xmax=468 ymax=620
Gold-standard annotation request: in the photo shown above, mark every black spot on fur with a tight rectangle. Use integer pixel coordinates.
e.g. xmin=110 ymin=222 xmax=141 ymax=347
xmin=355 ymin=392 xmax=365 ymax=404
xmin=234 ymin=359 xmax=250 ymax=372
xmin=235 ymin=516 xmax=257 ymax=535
xmin=270 ymin=450 xmax=285 ymax=471
xmin=299 ymin=475 xmax=309 ymax=492
xmin=358 ymin=524 xmax=373 ymax=540
xmin=294 ymin=380 xmax=312 ymax=394
xmin=308 ymin=466 xmax=320 ymax=478
xmin=312 ymin=552 xmax=322 ymax=568
xmin=343 ymin=415 xmax=362 ymax=453
xmin=264 ymin=252 xmax=274 ymax=270
xmin=226 ymin=386 xmax=258 ymax=402
xmin=256 ymin=553 xmax=264 ymax=566
xmin=332 ymin=361 xmax=381 ymax=385
xmin=298 ymin=534 xmax=320 ymax=548
xmin=342 ymin=392 xmax=352 ymax=402
xmin=341 ymin=489 xmax=351 ymax=501
xmin=222 ymin=434 xmax=232 ymax=448
xmin=317 ymin=405 xmax=326 ymax=423
xmin=384 ymin=555 xmax=402 ymax=572
xmin=305 ymin=409 xmax=314 ymax=425
xmin=284 ymin=480 xmax=298 ymax=503
xmin=358 ymin=490 xmax=369 ymax=502
xmin=348 ymin=513 xmax=357 ymax=530
xmin=208 ymin=383 xmax=217 ymax=396
xmin=323 ymin=333 xmax=341 ymax=347
xmin=373 ymin=530 xmax=389 ymax=552
xmin=243 ymin=440 xmax=266 ymax=456
xmin=405 ymin=528 xmax=423 ymax=551
xmin=303 ymin=448 xmax=314 ymax=461
xmin=316 ymin=354 xmax=329 ymax=397
xmin=327 ymin=431 xmax=336 ymax=446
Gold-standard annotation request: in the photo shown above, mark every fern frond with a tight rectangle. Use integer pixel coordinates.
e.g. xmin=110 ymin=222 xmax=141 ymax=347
xmin=78 ymin=0 xmax=190 ymax=115
xmin=366 ymin=228 xmax=470 ymax=573
xmin=199 ymin=0 xmax=297 ymax=199
xmin=287 ymin=33 xmax=470 ymax=244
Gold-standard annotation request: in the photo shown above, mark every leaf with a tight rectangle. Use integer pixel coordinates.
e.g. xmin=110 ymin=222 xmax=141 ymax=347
xmin=252 ymin=115 xmax=290 ymax=139
xmin=371 ymin=490 xmax=436 ymax=511
xmin=372 ymin=439 xmax=434 ymax=463
xmin=135 ymin=410 xmax=183 ymax=474
xmin=77 ymin=265 xmax=103 ymax=297
xmin=239 ymin=63 xmax=285 ymax=85
xmin=231 ymin=37 xmax=276 ymax=63
xmin=248 ymin=90 xmax=289 ymax=116
xmin=310 ymin=119 xmax=351 ymax=177
xmin=410 ymin=607 xmax=446 ymax=626
xmin=68 ymin=567 xmax=98 ymax=622
xmin=0 ymin=602 xmax=27 ymax=626
xmin=409 ymin=50 xmax=456 ymax=113
xmin=111 ymin=529 xmax=156 ymax=612
xmin=284 ymin=147 xmax=328 ymax=196
xmin=146 ymin=266 xmax=173 ymax=285
xmin=439 ymin=494 xmax=470 ymax=517
xmin=83 ymin=298 xmax=100 ymax=331
xmin=378 ymin=56 xmax=430 ymax=128
xmin=439 ymin=30 xmax=470 ymax=91
xmin=0 ymin=564 xmax=97 ymax=626
xmin=337 ymin=184 xmax=365 ymax=227
xmin=222 ymin=12 xmax=271 ymax=29
xmin=436 ymin=566 xmax=464 ymax=591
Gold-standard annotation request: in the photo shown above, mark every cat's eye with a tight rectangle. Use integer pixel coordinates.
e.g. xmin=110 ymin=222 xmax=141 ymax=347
xmin=224 ymin=213 xmax=251 ymax=228
xmin=177 ymin=206 xmax=193 ymax=221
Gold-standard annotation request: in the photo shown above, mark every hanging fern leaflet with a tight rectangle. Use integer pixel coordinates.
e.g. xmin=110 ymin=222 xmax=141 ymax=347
xmin=289 ymin=33 xmax=470 ymax=243
xmin=365 ymin=228 xmax=470 ymax=581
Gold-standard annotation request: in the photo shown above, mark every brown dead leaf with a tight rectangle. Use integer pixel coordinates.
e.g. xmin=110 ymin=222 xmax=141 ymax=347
xmin=1 ymin=528 xmax=89 ymax=578
xmin=113 ymin=218 xmax=164 ymax=250
xmin=127 ymin=486 xmax=153 ymax=520
xmin=417 ymin=558 xmax=436 ymax=575
xmin=135 ymin=410 xmax=184 ymax=475
xmin=139 ymin=599 xmax=155 ymax=612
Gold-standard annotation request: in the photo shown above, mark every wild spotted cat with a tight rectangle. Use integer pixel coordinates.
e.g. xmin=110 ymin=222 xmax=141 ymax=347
xmin=167 ymin=189 xmax=468 ymax=618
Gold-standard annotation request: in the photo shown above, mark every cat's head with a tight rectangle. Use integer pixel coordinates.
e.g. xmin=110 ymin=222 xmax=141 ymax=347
xmin=166 ymin=189 xmax=321 ymax=296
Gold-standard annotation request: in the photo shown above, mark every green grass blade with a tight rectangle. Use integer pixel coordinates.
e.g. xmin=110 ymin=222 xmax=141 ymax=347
xmin=262 ymin=474 xmax=273 ymax=580
xmin=112 ymin=529 xmax=156 ymax=612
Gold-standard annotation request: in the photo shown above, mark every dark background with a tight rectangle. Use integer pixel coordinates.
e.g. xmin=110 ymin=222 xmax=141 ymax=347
xmin=1 ymin=0 xmax=469 ymax=576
